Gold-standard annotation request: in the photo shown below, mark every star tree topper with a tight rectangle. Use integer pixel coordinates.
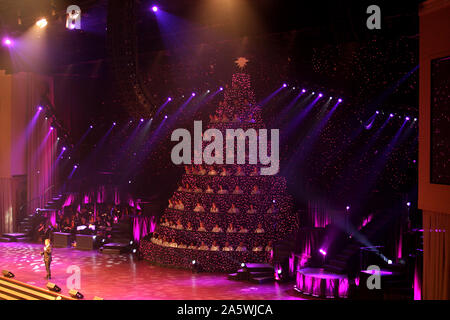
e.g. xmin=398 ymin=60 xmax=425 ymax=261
xmin=235 ymin=57 xmax=249 ymax=69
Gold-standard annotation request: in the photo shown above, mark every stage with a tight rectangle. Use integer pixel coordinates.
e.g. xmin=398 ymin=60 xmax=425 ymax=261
xmin=0 ymin=243 xmax=302 ymax=300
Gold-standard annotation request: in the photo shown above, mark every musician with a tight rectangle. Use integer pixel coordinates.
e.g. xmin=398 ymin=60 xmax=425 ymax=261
xmin=41 ymin=239 xmax=52 ymax=280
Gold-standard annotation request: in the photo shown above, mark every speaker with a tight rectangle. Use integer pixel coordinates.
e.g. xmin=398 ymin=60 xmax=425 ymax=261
xmin=2 ymin=270 xmax=14 ymax=278
xmin=69 ymin=289 xmax=84 ymax=299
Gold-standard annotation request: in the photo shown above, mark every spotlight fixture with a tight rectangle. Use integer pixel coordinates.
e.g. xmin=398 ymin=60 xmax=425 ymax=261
xmin=132 ymin=249 xmax=137 ymax=253
xmin=389 ymin=113 xmax=394 ymax=118
xmin=319 ymin=249 xmax=327 ymax=256
xmin=168 ymin=97 xmax=172 ymax=101
xmin=62 ymin=147 xmax=66 ymax=151
xmin=312 ymin=92 xmax=315 ymax=94
xmin=129 ymin=241 xmax=133 ymax=245
xmin=207 ymin=89 xmax=210 ymax=93
xmin=301 ymin=89 xmax=306 ymax=93
xmin=406 ymin=202 xmax=411 ymax=207
xmin=192 ymin=260 xmax=196 ymax=265
xmin=346 ymin=206 xmax=350 ymax=210
xmin=50 ymin=126 xmax=54 ymax=130
xmin=90 ymin=125 xmax=93 ymax=129
xmin=164 ymin=115 xmax=168 ymax=119
xmin=338 ymin=98 xmax=342 ymax=102
xmin=2 ymin=270 xmax=14 ymax=278
xmin=113 ymin=122 xmax=116 ymax=126
xmin=47 ymin=282 xmax=61 ymax=293
xmin=219 ymin=87 xmax=223 ymax=91
xmin=69 ymin=289 xmax=84 ymax=299
xmin=38 ymin=106 xmax=43 ymax=111
xmin=282 ymin=83 xmax=287 ymax=88
xmin=387 ymin=260 xmax=393 ymax=265
xmin=191 ymin=92 xmax=196 ymax=96
xmin=74 ymin=165 xmax=78 ymax=169
xmin=318 ymin=93 xmax=323 ymax=97
xmin=140 ymin=118 xmax=144 ymax=122
xmin=36 ymin=18 xmax=48 ymax=28
xmin=405 ymin=116 xmax=410 ymax=121
xmin=376 ymin=110 xmax=379 ymax=114
xmin=292 ymin=87 xmax=296 ymax=90
xmin=240 ymin=262 xmax=246 ymax=268
xmin=151 ymin=6 xmax=158 ymax=12
xmin=277 ymin=269 xmax=282 ymax=274
xmin=414 ymin=118 xmax=417 ymax=121
xmin=329 ymin=97 xmax=333 ymax=100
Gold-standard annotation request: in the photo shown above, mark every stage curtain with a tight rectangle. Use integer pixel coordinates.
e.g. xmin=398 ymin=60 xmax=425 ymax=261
xmin=12 ymin=73 xmax=57 ymax=212
xmin=423 ymin=211 xmax=450 ymax=300
xmin=0 ymin=178 xmax=13 ymax=233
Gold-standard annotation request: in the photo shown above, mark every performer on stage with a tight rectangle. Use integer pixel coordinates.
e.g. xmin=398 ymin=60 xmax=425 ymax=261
xmin=41 ymin=238 xmax=52 ymax=280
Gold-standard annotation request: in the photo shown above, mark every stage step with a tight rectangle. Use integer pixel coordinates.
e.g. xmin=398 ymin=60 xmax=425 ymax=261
xmin=249 ymin=276 xmax=274 ymax=284
xmin=0 ymin=276 xmax=74 ymax=300
xmin=2 ymin=233 xmax=26 ymax=242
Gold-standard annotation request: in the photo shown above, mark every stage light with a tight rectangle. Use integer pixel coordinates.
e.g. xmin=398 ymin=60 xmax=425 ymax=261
xmin=414 ymin=118 xmax=417 ymax=121
xmin=129 ymin=241 xmax=133 ymax=245
xmin=50 ymin=126 xmax=54 ymax=131
xmin=282 ymin=83 xmax=287 ymax=88
xmin=192 ymin=260 xmax=196 ymax=265
xmin=312 ymin=92 xmax=315 ymax=94
xmin=319 ymin=249 xmax=327 ymax=256
xmin=389 ymin=113 xmax=394 ymax=118
xmin=207 ymin=89 xmax=210 ymax=93
xmin=140 ymin=118 xmax=144 ymax=122
xmin=113 ymin=122 xmax=116 ymax=126
xmin=219 ymin=87 xmax=223 ymax=91
xmin=38 ymin=106 xmax=43 ymax=111
xmin=2 ymin=270 xmax=14 ymax=278
xmin=164 ymin=115 xmax=168 ymax=119
xmin=191 ymin=92 xmax=196 ymax=96
xmin=74 ymin=165 xmax=78 ymax=169
xmin=338 ymin=98 xmax=342 ymax=102
xmin=376 ymin=110 xmax=379 ymax=114
xmin=152 ymin=6 xmax=158 ymax=12
xmin=329 ymin=97 xmax=333 ymax=100
xmin=132 ymin=249 xmax=137 ymax=253
xmin=62 ymin=147 xmax=66 ymax=151
xmin=346 ymin=205 xmax=350 ymax=210
xmin=69 ymin=289 xmax=84 ymax=299
xmin=406 ymin=116 xmax=410 ymax=121
xmin=90 ymin=125 xmax=93 ymax=129
xmin=387 ymin=260 xmax=393 ymax=265
xmin=2 ymin=37 xmax=13 ymax=47
xmin=240 ymin=262 xmax=246 ymax=268
xmin=318 ymin=93 xmax=323 ymax=97
xmin=301 ymin=89 xmax=306 ymax=93
xmin=406 ymin=202 xmax=411 ymax=207
xmin=168 ymin=97 xmax=172 ymax=101
xmin=277 ymin=269 xmax=282 ymax=274
xmin=292 ymin=87 xmax=296 ymax=90
xmin=57 ymin=137 xmax=60 ymax=141
xmin=47 ymin=282 xmax=61 ymax=293
xmin=36 ymin=18 xmax=48 ymax=28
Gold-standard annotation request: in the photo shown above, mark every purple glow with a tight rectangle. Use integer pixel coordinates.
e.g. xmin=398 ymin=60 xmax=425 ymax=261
xmin=152 ymin=6 xmax=158 ymax=12
xmin=346 ymin=205 xmax=350 ymax=210
xmin=38 ymin=106 xmax=43 ymax=111
xmin=406 ymin=116 xmax=410 ymax=121
xmin=376 ymin=110 xmax=379 ymax=114
xmin=113 ymin=122 xmax=116 ymax=126
xmin=140 ymin=118 xmax=144 ymax=122
xmin=406 ymin=202 xmax=411 ymax=207
xmin=62 ymin=147 xmax=66 ymax=151
xmin=389 ymin=113 xmax=394 ymax=118
xmin=301 ymin=89 xmax=306 ymax=93
xmin=191 ymin=92 xmax=196 ymax=96
xmin=50 ymin=126 xmax=54 ymax=131
xmin=319 ymin=248 xmax=327 ymax=256
xmin=168 ymin=97 xmax=172 ymax=101
xmin=90 ymin=125 xmax=93 ymax=129
xmin=164 ymin=115 xmax=168 ymax=119
xmin=219 ymin=87 xmax=223 ymax=91
xmin=282 ymin=83 xmax=287 ymax=88
xmin=338 ymin=98 xmax=342 ymax=102
xmin=2 ymin=37 xmax=13 ymax=47
xmin=318 ymin=93 xmax=323 ymax=97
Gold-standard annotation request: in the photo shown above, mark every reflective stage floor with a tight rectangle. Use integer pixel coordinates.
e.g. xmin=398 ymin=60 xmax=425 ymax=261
xmin=0 ymin=242 xmax=303 ymax=300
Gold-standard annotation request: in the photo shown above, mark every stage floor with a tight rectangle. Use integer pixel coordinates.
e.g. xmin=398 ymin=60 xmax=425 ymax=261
xmin=0 ymin=242 xmax=302 ymax=300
